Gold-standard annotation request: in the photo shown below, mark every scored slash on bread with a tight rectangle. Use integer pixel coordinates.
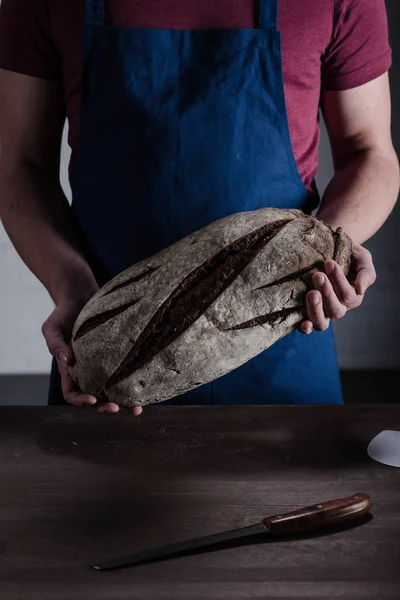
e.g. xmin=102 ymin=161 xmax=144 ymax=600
xmin=69 ymin=208 xmax=352 ymax=407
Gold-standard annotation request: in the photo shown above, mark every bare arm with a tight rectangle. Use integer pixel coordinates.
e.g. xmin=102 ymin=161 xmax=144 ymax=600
xmin=301 ymin=73 xmax=399 ymax=334
xmin=0 ymin=70 xmax=139 ymax=413
xmin=318 ymin=73 xmax=399 ymax=244
xmin=0 ymin=69 xmax=98 ymax=304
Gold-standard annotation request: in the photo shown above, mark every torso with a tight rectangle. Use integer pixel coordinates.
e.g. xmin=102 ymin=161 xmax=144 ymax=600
xmin=49 ymin=0 xmax=335 ymax=194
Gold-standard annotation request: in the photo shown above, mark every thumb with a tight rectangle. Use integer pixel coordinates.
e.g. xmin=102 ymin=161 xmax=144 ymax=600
xmin=42 ymin=314 xmax=73 ymax=366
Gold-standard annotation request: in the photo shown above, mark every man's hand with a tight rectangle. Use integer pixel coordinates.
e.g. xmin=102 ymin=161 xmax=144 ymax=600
xmin=299 ymin=244 xmax=376 ymax=334
xmin=0 ymin=71 xmax=142 ymax=416
xmin=42 ymin=293 xmax=143 ymax=416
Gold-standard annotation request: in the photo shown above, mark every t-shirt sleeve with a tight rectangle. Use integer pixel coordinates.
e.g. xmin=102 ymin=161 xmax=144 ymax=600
xmin=0 ymin=0 xmax=61 ymax=80
xmin=322 ymin=0 xmax=392 ymax=91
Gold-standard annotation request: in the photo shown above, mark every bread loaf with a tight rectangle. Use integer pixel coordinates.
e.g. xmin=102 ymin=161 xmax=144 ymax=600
xmin=69 ymin=208 xmax=352 ymax=407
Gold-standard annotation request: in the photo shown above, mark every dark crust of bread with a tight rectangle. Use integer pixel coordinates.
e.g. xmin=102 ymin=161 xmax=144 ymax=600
xmin=104 ymin=219 xmax=289 ymax=389
xmin=69 ymin=209 xmax=353 ymax=407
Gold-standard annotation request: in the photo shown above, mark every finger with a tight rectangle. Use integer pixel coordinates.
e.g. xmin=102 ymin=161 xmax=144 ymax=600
xmin=131 ymin=407 xmax=143 ymax=416
xmin=313 ymin=270 xmax=347 ymax=319
xmin=58 ymin=361 xmax=97 ymax=407
xmin=42 ymin=318 xmax=72 ymax=364
xmin=97 ymin=402 xmax=120 ymax=414
xmin=306 ymin=290 xmax=330 ymax=332
xmin=324 ymin=260 xmax=361 ymax=309
xmin=354 ymin=260 xmax=376 ymax=297
xmin=298 ymin=320 xmax=313 ymax=335
xmin=350 ymin=246 xmax=376 ymax=295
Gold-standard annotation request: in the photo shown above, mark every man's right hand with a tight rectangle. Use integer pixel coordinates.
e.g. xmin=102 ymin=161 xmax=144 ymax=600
xmin=42 ymin=295 xmax=143 ymax=416
xmin=0 ymin=69 xmax=141 ymax=415
xmin=0 ymin=71 xmax=142 ymax=417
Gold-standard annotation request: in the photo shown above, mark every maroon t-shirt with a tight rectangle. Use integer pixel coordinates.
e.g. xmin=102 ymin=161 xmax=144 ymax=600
xmin=0 ymin=0 xmax=392 ymax=194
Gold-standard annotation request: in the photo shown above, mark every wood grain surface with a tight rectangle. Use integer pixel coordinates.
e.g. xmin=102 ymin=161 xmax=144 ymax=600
xmin=0 ymin=405 xmax=399 ymax=599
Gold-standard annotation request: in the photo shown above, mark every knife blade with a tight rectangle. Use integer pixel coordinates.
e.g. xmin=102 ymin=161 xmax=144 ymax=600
xmin=90 ymin=492 xmax=371 ymax=571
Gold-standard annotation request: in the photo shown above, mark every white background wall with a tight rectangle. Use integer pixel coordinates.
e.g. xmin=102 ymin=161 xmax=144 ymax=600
xmin=1 ymin=1 xmax=399 ymax=375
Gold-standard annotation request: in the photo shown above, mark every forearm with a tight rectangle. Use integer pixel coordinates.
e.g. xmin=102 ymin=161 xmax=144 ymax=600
xmin=317 ymin=148 xmax=400 ymax=245
xmin=0 ymin=163 xmax=98 ymax=304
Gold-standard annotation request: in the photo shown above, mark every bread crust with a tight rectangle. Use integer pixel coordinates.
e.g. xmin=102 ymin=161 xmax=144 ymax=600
xmin=69 ymin=208 xmax=352 ymax=407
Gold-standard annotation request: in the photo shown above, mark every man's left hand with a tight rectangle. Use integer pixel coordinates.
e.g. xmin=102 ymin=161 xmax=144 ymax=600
xmin=299 ymin=244 xmax=376 ymax=334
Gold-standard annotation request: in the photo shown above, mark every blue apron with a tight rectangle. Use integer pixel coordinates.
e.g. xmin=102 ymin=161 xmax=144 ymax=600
xmin=48 ymin=0 xmax=343 ymax=405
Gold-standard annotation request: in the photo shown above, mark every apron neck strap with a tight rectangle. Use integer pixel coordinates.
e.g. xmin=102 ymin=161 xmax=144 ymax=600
xmin=85 ymin=0 xmax=104 ymax=26
xmin=259 ymin=0 xmax=278 ymax=30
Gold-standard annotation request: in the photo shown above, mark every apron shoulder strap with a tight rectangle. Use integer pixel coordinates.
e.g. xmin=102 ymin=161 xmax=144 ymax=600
xmin=84 ymin=1 xmax=276 ymax=30
xmin=85 ymin=0 xmax=105 ymax=26
xmin=259 ymin=0 xmax=278 ymax=30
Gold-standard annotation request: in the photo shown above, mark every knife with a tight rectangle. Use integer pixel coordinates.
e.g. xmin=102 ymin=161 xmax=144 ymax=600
xmin=90 ymin=492 xmax=371 ymax=571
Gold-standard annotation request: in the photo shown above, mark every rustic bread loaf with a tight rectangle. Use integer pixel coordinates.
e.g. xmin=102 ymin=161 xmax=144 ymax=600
xmin=69 ymin=208 xmax=352 ymax=407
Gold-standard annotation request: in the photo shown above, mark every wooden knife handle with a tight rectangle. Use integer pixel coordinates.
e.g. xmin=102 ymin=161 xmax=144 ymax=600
xmin=262 ymin=493 xmax=371 ymax=536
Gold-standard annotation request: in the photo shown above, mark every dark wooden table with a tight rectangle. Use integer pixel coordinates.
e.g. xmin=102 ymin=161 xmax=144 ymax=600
xmin=1 ymin=406 xmax=400 ymax=599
